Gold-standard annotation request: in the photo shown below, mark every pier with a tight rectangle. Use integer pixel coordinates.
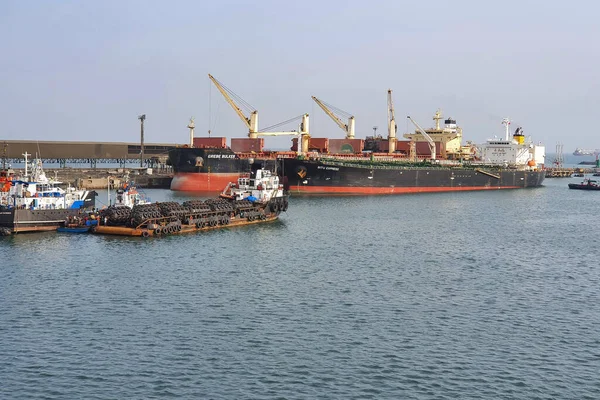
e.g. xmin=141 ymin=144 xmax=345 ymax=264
xmin=1 ymin=139 xmax=178 ymax=188
xmin=544 ymin=168 xmax=574 ymax=178
xmin=1 ymin=139 xmax=177 ymax=168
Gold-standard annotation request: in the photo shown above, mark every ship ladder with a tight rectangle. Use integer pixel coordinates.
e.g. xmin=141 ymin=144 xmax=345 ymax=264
xmin=475 ymin=169 xmax=500 ymax=180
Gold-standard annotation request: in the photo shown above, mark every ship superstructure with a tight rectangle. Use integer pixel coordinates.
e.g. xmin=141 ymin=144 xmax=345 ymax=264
xmin=403 ymin=110 xmax=464 ymax=159
xmin=476 ymin=118 xmax=545 ymax=168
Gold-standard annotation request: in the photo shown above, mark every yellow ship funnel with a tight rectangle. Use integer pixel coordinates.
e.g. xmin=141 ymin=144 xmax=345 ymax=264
xmin=513 ymin=126 xmax=525 ymax=144
xmin=513 ymin=133 xmax=525 ymax=144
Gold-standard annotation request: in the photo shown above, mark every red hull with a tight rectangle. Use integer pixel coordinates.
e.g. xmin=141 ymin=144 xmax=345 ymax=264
xmin=170 ymin=172 xmax=243 ymax=192
xmin=289 ymin=185 xmax=522 ymax=195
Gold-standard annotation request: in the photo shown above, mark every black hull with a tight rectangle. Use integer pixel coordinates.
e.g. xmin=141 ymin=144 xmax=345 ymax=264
xmin=168 ymin=148 xmax=546 ymax=195
xmin=568 ymin=184 xmax=600 ymax=190
xmin=168 ymin=147 xmax=280 ymax=174
xmin=168 ymin=147 xmax=278 ymax=191
xmin=280 ymin=159 xmax=545 ymax=195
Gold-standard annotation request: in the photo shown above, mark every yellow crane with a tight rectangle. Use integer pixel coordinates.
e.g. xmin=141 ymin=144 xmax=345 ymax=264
xmin=208 ymin=74 xmax=259 ymax=138
xmin=208 ymin=74 xmax=310 ymax=152
xmin=311 ymin=96 xmax=355 ymax=139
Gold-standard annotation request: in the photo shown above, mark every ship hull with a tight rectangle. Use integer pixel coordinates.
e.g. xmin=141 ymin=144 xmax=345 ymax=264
xmin=281 ymin=159 xmax=545 ymax=195
xmin=168 ymin=147 xmax=278 ymax=192
xmin=169 ymin=149 xmax=546 ymax=195
xmin=170 ymin=172 xmax=246 ymax=192
xmin=0 ymin=193 xmax=96 ymax=233
xmin=0 ymin=208 xmax=92 ymax=233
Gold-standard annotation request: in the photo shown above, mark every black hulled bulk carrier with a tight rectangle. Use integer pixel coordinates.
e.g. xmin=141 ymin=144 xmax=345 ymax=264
xmin=168 ymin=77 xmax=545 ymax=195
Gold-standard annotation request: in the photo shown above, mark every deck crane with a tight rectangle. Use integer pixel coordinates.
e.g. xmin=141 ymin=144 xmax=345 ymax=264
xmin=208 ymin=74 xmax=259 ymax=138
xmin=387 ymin=90 xmax=397 ymax=153
xmin=208 ymin=74 xmax=310 ymax=152
xmin=311 ymin=96 xmax=355 ymax=139
xmin=257 ymin=113 xmax=311 ymax=154
xmin=407 ymin=116 xmax=437 ymax=161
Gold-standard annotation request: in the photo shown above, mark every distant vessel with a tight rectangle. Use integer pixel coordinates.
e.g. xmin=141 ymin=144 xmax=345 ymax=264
xmin=0 ymin=154 xmax=96 ymax=234
xmin=573 ymin=148 xmax=598 ymax=156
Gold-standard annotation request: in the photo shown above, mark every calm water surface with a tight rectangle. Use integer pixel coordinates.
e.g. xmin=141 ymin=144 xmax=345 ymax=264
xmin=2 ymin=177 xmax=600 ymax=399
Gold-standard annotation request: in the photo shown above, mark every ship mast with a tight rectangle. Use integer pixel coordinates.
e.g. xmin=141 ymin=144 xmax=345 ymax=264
xmin=433 ymin=110 xmax=442 ymax=130
xmin=502 ymin=118 xmax=511 ymax=141
xmin=22 ymin=151 xmax=30 ymax=179
xmin=187 ymin=117 xmax=195 ymax=147
xmin=387 ymin=90 xmax=396 ymax=153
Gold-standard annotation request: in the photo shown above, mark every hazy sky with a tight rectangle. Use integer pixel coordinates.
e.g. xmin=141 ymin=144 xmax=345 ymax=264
xmin=1 ymin=0 xmax=598 ymax=151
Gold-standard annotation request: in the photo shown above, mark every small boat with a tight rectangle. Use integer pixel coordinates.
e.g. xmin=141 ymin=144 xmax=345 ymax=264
xmin=57 ymin=226 xmax=91 ymax=233
xmin=57 ymin=217 xmax=98 ymax=233
xmin=568 ymin=179 xmax=600 ymax=190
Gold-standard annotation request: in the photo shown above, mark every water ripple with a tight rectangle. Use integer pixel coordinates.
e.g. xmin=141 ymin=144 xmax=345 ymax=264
xmin=2 ymin=184 xmax=600 ymax=398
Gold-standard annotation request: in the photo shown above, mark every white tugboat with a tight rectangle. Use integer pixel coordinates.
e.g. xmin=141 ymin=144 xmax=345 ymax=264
xmin=0 ymin=153 xmax=97 ymax=234
xmin=113 ymin=180 xmax=150 ymax=208
xmin=221 ymin=168 xmax=287 ymax=205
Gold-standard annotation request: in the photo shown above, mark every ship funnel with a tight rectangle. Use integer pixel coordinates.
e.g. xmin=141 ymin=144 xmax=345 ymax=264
xmin=513 ymin=126 xmax=525 ymax=144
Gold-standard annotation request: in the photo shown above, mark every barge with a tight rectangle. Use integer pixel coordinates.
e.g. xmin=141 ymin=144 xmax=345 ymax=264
xmin=92 ymin=168 xmax=288 ymax=237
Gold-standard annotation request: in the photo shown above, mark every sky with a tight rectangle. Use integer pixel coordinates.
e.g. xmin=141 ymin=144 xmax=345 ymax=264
xmin=1 ymin=0 xmax=598 ymax=151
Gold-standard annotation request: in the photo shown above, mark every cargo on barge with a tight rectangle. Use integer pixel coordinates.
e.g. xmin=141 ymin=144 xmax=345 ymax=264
xmin=92 ymin=168 xmax=288 ymax=237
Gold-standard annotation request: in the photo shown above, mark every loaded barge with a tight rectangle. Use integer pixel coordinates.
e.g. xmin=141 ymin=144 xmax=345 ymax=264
xmin=93 ymin=169 xmax=288 ymax=237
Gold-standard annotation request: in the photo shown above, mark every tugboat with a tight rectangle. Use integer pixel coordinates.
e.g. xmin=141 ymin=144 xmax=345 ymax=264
xmin=92 ymin=168 xmax=288 ymax=237
xmin=0 ymin=154 xmax=96 ymax=234
xmin=568 ymin=179 xmax=600 ymax=190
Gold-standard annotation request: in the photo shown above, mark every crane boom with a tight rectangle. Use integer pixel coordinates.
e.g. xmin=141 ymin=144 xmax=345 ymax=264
xmin=208 ymin=74 xmax=259 ymax=137
xmin=311 ymin=96 xmax=355 ymax=139
xmin=254 ymin=114 xmax=310 ymax=153
xmin=407 ymin=116 xmax=436 ymax=160
xmin=387 ymin=90 xmax=396 ymax=153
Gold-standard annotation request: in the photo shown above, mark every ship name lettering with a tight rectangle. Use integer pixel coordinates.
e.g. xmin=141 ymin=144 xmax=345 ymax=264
xmin=207 ymin=154 xmax=236 ymax=159
xmin=317 ymin=166 xmax=339 ymax=171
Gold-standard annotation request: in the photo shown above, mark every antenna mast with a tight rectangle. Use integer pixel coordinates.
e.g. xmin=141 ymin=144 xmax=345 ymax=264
xmin=22 ymin=151 xmax=30 ymax=178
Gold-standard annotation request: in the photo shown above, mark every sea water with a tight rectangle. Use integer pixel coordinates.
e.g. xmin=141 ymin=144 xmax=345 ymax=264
xmin=1 ymin=177 xmax=599 ymax=399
